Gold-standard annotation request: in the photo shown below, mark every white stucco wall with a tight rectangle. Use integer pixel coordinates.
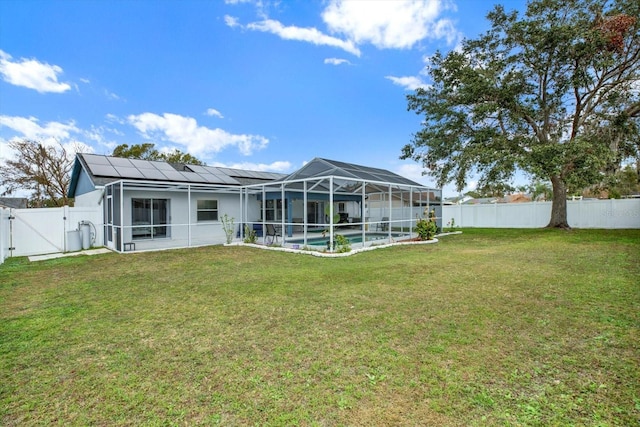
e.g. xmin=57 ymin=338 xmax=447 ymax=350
xmin=119 ymin=190 xmax=242 ymax=250
xmin=74 ymin=189 xmax=104 ymax=207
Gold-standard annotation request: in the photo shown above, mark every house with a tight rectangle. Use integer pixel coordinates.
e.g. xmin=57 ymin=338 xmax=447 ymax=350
xmin=0 ymin=198 xmax=29 ymax=209
xmin=69 ymin=154 xmax=442 ymax=252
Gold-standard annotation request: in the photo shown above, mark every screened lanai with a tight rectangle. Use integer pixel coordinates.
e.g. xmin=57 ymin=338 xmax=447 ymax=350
xmin=240 ymin=158 xmax=442 ymax=250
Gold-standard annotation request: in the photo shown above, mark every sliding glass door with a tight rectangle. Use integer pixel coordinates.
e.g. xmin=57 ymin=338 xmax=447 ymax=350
xmin=132 ymin=198 xmax=170 ymax=240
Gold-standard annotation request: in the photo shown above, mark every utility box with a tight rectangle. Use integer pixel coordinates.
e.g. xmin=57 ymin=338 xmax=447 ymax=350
xmin=66 ymin=230 xmax=82 ymax=252
xmin=80 ymin=222 xmax=91 ymax=250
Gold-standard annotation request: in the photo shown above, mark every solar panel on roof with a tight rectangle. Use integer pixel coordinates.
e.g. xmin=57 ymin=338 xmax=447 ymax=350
xmin=185 ymin=165 xmax=208 ymax=173
xmin=196 ymin=173 xmax=237 ymax=185
xmin=245 ymin=170 xmax=263 ymax=178
xmin=83 ymin=154 xmax=111 ymax=165
xmin=140 ymin=169 xmax=168 ymax=180
xmin=89 ymin=164 xmax=121 ymax=177
xmin=250 ymin=171 xmax=266 ymax=179
xmin=214 ymin=174 xmax=240 ymax=185
xmin=129 ymin=159 xmax=157 ymax=169
xmin=200 ymin=165 xmax=221 ymax=175
xmin=161 ymin=170 xmax=188 ymax=181
xmin=108 ymin=157 xmax=134 ymax=167
xmin=197 ymin=174 xmax=219 ymax=184
xmin=180 ymin=172 xmax=208 ymax=183
xmin=153 ymin=162 xmax=176 ymax=171
xmin=113 ymin=166 xmax=146 ymax=179
xmin=265 ymin=172 xmax=281 ymax=179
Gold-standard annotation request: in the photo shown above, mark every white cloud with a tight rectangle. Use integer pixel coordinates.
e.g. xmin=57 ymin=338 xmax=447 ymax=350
xmin=127 ymin=112 xmax=269 ymax=156
xmin=324 ymin=57 xmax=351 ymax=66
xmin=0 ymin=115 xmax=79 ymax=140
xmin=395 ymin=163 xmax=431 ymax=185
xmin=227 ymin=16 xmax=361 ymax=56
xmin=105 ymin=113 xmax=127 ymax=125
xmin=322 ymin=0 xmax=460 ymax=50
xmin=224 ymin=15 xmax=240 ymax=28
xmin=104 ymin=89 xmax=121 ymax=101
xmin=385 ymin=75 xmax=428 ymax=91
xmin=0 ymin=50 xmax=71 ymax=93
xmin=213 ymin=160 xmax=292 ymax=173
xmin=205 ymin=108 xmax=224 ymax=119
xmin=432 ymin=18 xmax=459 ymax=45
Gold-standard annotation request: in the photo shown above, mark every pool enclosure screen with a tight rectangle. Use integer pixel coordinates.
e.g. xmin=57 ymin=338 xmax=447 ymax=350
xmin=239 ymin=158 xmax=442 ymax=249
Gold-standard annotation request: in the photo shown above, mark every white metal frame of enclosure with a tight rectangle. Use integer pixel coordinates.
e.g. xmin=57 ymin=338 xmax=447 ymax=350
xmin=104 ymin=179 xmax=244 ymax=253
xmin=240 ymin=175 xmax=442 ymax=251
xmin=101 ymin=175 xmax=441 ymax=253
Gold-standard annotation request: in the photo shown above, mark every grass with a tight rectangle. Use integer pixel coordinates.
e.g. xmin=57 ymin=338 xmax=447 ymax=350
xmin=1 ymin=228 xmax=639 ymax=426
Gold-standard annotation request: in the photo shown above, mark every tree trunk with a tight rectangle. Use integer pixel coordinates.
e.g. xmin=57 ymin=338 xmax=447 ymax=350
xmin=546 ymin=175 xmax=571 ymax=229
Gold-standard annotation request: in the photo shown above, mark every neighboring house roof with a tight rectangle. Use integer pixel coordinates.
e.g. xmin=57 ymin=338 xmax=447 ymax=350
xmin=0 ymin=197 xmax=28 ymax=209
xmin=444 ymin=195 xmax=473 ymax=205
xmin=462 ymin=193 xmax=533 ymax=204
xmin=69 ymin=153 xmax=287 ymax=198
xmin=463 ymin=197 xmax=500 ymax=204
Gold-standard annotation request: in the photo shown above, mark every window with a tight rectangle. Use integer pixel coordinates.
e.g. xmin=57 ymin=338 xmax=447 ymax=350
xmin=132 ymin=198 xmax=169 ymax=240
xmin=262 ymin=199 xmax=287 ymax=221
xmin=197 ymin=199 xmax=218 ymax=221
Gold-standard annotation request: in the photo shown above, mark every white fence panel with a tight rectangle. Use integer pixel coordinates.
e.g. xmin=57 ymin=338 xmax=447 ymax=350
xmin=443 ymin=199 xmax=640 ymax=229
xmin=568 ymin=199 xmax=640 ymax=228
xmin=1 ymin=207 xmax=10 ymax=264
xmin=6 ymin=206 xmax=103 ymax=258
xmin=12 ymin=207 xmax=66 ymax=256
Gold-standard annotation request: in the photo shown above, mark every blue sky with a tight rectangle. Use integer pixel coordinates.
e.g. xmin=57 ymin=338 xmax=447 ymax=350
xmin=0 ymin=0 xmax=527 ymax=197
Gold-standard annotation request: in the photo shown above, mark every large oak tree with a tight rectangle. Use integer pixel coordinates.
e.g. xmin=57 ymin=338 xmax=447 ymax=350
xmin=402 ymin=0 xmax=639 ymax=228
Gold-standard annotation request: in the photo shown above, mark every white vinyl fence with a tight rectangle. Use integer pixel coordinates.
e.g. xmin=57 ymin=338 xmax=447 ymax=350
xmin=0 ymin=206 xmax=103 ymax=264
xmin=443 ymin=199 xmax=640 ymax=229
xmin=1 ymin=207 xmax=10 ymax=265
xmin=1 ymin=199 xmax=638 ymax=266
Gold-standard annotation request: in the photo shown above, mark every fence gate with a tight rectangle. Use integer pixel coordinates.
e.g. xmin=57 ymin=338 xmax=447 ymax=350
xmin=10 ymin=207 xmax=66 ymax=257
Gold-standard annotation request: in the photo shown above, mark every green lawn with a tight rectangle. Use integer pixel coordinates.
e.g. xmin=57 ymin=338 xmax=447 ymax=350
xmin=1 ymin=229 xmax=639 ymax=426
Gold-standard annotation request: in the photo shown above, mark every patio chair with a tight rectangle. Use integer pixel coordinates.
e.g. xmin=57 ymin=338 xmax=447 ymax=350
xmin=376 ymin=217 xmax=389 ymax=231
xmin=265 ymin=223 xmax=281 ymax=244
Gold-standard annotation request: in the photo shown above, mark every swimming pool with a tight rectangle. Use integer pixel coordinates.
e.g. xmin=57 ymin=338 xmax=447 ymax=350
xmin=287 ymin=232 xmax=406 ymax=247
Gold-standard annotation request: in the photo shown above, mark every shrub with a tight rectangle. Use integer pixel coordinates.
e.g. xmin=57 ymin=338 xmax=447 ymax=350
xmin=334 ymin=234 xmax=351 ymax=253
xmin=243 ymin=224 xmax=257 ymax=244
xmin=221 ymin=214 xmax=235 ymax=244
xmin=416 ymin=210 xmax=438 ymax=240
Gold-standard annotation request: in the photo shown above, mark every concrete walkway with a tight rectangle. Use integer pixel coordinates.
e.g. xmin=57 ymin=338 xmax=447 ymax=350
xmin=29 ymin=248 xmax=112 ymax=262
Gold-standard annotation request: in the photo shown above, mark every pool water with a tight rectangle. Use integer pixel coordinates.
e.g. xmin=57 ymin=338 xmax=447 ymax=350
xmin=287 ymin=232 xmax=405 ymax=247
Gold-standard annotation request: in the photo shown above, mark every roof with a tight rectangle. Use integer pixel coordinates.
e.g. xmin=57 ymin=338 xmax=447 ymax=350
xmin=281 ymin=158 xmax=423 ymax=187
xmin=69 ymin=153 xmax=286 ymax=197
xmin=0 ymin=197 xmax=29 ymax=209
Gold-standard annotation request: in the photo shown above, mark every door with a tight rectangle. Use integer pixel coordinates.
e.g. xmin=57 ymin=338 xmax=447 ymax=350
xmin=106 ymin=194 xmax=114 ymax=249
xmin=306 ymin=201 xmax=325 ymax=226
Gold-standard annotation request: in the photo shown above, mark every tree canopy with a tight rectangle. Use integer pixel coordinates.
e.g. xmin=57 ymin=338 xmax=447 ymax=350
xmin=0 ymin=139 xmax=74 ymax=207
xmin=112 ymin=143 xmax=204 ymax=165
xmin=402 ymin=0 xmax=639 ymax=228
